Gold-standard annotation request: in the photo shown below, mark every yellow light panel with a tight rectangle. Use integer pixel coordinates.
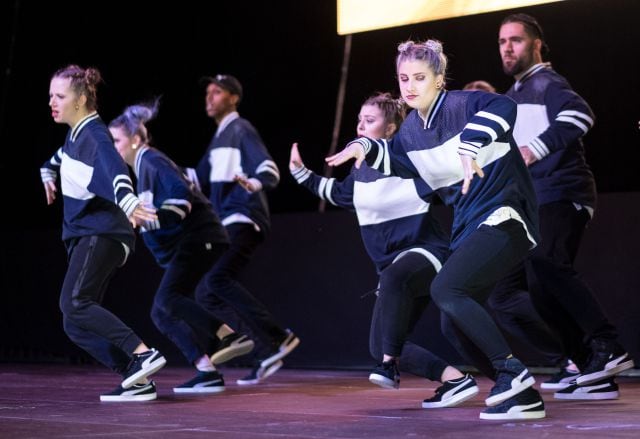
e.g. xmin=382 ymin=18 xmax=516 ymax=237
xmin=337 ymin=0 xmax=565 ymax=35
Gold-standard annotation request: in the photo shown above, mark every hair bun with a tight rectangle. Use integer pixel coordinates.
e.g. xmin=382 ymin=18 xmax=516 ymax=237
xmin=425 ymin=39 xmax=442 ymax=54
xmin=397 ymin=41 xmax=414 ymax=53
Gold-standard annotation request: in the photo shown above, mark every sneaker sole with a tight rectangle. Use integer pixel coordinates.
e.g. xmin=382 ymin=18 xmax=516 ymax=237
xmin=236 ymin=361 xmax=284 ymax=386
xmin=100 ymin=392 xmax=157 ymax=402
xmin=260 ymin=337 xmax=300 ymax=369
xmin=485 ymin=376 xmax=535 ymax=407
xmin=261 ymin=360 xmax=283 ymax=380
xmin=173 ymin=386 xmax=225 ymax=394
xmin=122 ymin=356 xmax=167 ymax=389
xmin=479 ymin=407 xmax=546 ymax=420
xmin=576 ymin=359 xmax=635 ymax=386
xmin=554 ymin=390 xmax=619 ymax=400
xmin=369 ymin=373 xmax=399 ymax=390
xmin=540 ymin=382 xmax=574 ymax=390
xmin=422 ymin=385 xmax=479 ymax=408
xmin=210 ymin=340 xmax=255 ymax=365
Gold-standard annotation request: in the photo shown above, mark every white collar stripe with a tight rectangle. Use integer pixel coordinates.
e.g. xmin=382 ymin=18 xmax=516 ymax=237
xmin=70 ymin=113 xmax=99 ymax=142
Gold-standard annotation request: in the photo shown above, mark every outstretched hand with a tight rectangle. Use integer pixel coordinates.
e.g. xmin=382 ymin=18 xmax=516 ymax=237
xmin=325 ymin=141 xmax=365 ymax=168
xmin=289 ymin=142 xmax=304 ymax=171
xmin=460 ymin=155 xmax=484 ymax=195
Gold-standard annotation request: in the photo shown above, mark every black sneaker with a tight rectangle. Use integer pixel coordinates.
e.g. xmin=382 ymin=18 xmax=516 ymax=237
xmin=576 ymin=339 xmax=634 ymax=385
xmin=100 ymin=379 xmax=157 ymax=402
xmin=260 ymin=329 xmax=300 ymax=369
xmin=369 ymin=360 xmax=400 ymax=389
xmin=480 ymin=387 xmax=545 ymax=420
xmin=173 ymin=370 xmax=225 ymax=393
xmin=485 ymin=357 xmax=535 ymax=406
xmin=540 ymin=367 xmax=581 ymax=390
xmin=554 ymin=378 xmax=619 ymax=400
xmin=210 ymin=333 xmax=255 ymax=365
xmin=422 ymin=374 xmax=479 ymax=408
xmin=121 ymin=348 xmax=167 ymax=389
xmin=236 ymin=360 xmax=284 ymax=385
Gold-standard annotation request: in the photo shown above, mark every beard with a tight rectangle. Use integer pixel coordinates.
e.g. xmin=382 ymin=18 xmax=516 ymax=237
xmin=502 ymin=44 xmax=535 ymax=77
xmin=502 ymin=57 xmax=526 ymax=76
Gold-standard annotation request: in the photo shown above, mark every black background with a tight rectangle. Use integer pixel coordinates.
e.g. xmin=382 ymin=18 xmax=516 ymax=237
xmin=1 ymin=0 xmax=638 ymax=225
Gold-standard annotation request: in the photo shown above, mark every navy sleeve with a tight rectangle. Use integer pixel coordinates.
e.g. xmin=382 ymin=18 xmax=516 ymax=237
xmin=291 ymin=165 xmax=355 ymax=210
xmin=241 ymin=128 xmax=280 ymax=190
xmin=353 ymin=136 xmax=421 ymax=179
xmin=40 ymin=147 xmax=63 ymax=183
xmin=458 ymin=92 xmax=517 ymax=159
xmin=148 ymin=158 xmax=194 ymax=230
xmin=529 ymin=81 xmax=595 ymax=159
xmin=90 ymin=137 xmax=140 ymax=217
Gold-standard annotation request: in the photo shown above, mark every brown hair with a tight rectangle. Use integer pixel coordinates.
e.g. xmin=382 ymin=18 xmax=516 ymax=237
xmin=52 ymin=64 xmax=103 ymax=111
xmin=363 ymin=92 xmax=406 ymax=133
xmin=501 ymin=13 xmax=549 ymax=57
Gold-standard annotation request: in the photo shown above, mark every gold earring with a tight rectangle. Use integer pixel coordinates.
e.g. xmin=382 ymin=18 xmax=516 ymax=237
xmin=132 ymin=143 xmax=138 ymax=150
xmin=75 ymin=105 xmax=79 ymax=110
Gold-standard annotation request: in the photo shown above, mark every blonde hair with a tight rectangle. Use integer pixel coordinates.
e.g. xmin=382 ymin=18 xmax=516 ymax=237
xmin=109 ymin=98 xmax=160 ymax=145
xmin=396 ymin=39 xmax=448 ymax=86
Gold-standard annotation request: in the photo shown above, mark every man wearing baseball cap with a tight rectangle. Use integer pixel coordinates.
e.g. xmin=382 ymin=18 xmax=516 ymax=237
xmin=201 ymin=74 xmax=243 ymax=102
xmin=192 ymin=74 xmax=300 ymax=385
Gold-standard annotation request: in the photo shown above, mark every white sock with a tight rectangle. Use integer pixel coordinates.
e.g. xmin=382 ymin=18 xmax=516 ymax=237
xmin=195 ymin=355 xmax=216 ymax=372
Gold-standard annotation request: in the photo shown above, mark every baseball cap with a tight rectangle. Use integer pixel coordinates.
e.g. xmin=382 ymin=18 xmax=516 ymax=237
xmin=201 ymin=74 xmax=243 ymax=101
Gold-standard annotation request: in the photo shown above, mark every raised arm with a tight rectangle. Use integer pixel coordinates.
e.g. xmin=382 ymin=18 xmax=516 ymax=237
xmin=290 ymin=142 xmax=356 ymax=209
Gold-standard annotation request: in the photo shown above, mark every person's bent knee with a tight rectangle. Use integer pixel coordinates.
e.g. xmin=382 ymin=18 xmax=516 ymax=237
xmin=378 ymin=271 xmax=408 ymax=299
xmin=59 ymin=295 xmax=90 ymax=319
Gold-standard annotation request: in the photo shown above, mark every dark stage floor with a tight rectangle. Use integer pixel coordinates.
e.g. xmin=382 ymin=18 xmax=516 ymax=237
xmin=1 ymin=364 xmax=639 ymax=438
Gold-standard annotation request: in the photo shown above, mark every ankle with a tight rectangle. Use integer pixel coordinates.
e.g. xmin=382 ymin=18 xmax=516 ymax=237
xmin=133 ymin=343 xmax=150 ymax=355
xmin=441 ymin=366 xmax=464 ymax=382
xmin=216 ymin=324 xmax=234 ymax=340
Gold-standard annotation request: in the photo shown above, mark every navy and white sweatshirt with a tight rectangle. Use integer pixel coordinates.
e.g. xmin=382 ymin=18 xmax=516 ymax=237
xmin=506 ymin=63 xmax=596 ymax=209
xmin=40 ymin=113 xmax=138 ymax=250
xmin=195 ymin=112 xmax=279 ymax=234
xmin=291 ymin=163 xmax=449 ymax=273
xmin=352 ymin=90 xmax=539 ymax=251
xmin=134 ymin=146 xmax=229 ymax=268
